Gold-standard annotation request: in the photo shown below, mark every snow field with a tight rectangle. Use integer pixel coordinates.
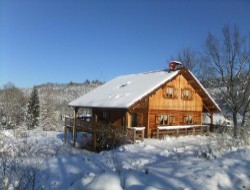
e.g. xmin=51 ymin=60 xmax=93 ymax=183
xmin=1 ymin=130 xmax=250 ymax=190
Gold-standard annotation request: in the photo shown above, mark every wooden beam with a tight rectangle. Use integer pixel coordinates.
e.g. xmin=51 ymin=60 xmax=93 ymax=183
xmin=73 ymin=107 xmax=79 ymax=147
xmin=203 ymin=103 xmax=211 ymax=112
xmin=64 ymin=126 xmax=68 ymax=144
xmin=207 ymin=106 xmax=215 ymax=109
xmin=126 ymin=111 xmax=131 ymax=128
xmin=94 ymin=113 xmax=98 ymax=123
xmin=133 ymin=129 xmax=136 ymax=143
xmin=187 ymin=80 xmax=195 ymax=84
xmin=92 ymin=113 xmax=98 ymax=151
xmin=201 ymin=97 xmax=209 ymax=100
xmin=146 ymin=97 xmax=150 ymax=138
xmin=209 ymin=112 xmax=214 ymax=133
xmin=210 ymin=112 xmax=214 ymax=124
xmin=122 ymin=114 xmax=126 ymax=131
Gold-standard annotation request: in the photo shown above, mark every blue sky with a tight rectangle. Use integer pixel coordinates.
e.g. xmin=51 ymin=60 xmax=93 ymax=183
xmin=0 ymin=0 xmax=249 ymax=88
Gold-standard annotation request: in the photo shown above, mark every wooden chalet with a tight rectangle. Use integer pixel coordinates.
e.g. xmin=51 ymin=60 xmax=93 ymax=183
xmin=66 ymin=62 xmax=220 ymax=150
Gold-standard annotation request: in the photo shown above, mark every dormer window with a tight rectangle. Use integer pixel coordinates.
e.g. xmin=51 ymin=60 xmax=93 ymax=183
xmin=118 ymin=81 xmax=132 ymax=89
xmin=120 ymin=83 xmax=127 ymax=88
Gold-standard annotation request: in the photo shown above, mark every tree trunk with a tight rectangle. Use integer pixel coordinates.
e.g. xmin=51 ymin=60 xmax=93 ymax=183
xmin=233 ymin=112 xmax=238 ymax=137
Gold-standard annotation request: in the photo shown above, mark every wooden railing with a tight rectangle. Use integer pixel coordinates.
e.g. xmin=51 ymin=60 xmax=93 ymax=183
xmin=155 ymin=125 xmax=210 ymax=139
xmin=64 ymin=117 xmax=145 ymax=150
xmin=65 ymin=117 xmax=125 ymax=133
xmin=127 ymin=127 xmax=145 ymax=142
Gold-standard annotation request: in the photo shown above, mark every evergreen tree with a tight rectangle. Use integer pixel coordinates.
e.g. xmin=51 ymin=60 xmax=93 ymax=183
xmin=27 ymin=87 xmax=40 ymax=129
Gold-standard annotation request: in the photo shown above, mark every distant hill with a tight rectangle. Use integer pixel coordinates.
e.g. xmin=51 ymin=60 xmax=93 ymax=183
xmin=21 ymin=81 xmax=103 ymax=130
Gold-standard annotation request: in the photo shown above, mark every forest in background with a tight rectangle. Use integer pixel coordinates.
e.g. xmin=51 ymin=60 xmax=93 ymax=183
xmin=0 ymin=80 xmax=102 ymax=131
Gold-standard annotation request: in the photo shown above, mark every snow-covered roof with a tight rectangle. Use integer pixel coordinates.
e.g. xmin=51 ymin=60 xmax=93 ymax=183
xmin=69 ymin=67 xmax=221 ymax=112
xmin=69 ymin=70 xmax=180 ymax=108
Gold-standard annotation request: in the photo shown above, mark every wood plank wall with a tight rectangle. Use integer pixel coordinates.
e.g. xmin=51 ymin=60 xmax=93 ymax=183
xmin=147 ymin=75 xmax=203 ymax=136
xmin=92 ymin=74 xmax=205 ymax=138
xmin=149 ymin=75 xmax=203 ymax=111
xmin=92 ymin=108 xmax=126 ymax=127
xmin=130 ymin=97 xmax=149 ymax=136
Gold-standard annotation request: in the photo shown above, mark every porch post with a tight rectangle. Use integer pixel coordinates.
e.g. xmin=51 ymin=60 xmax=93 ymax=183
xmin=210 ymin=112 xmax=214 ymax=133
xmin=64 ymin=124 xmax=68 ymax=143
xmin=126 ymin=111 xmax=131 ymax=128
xmin=73 ymin=107 xmax=79 ymax=147
xmin=92 ymin=114 xmax=98 ymax=151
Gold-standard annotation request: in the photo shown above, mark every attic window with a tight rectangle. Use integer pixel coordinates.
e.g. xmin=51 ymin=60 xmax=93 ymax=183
xmin=181 ymin=88 xmax=193 ymax=100
xmin=163 ymin=86 xmax=178 ymax=99
xmin=119 ymin=81 xmax=131 ymax=88
xmin=120 ymin=83 xmax=128 ymax=88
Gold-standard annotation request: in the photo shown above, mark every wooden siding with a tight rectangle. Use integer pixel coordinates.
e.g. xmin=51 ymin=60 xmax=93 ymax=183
xmin=130 ymin=97 xmax=149 ymax=137
xmin=92 ymin=72 xmax=209 ymax=138
xmin=146 ymin=74 xmax=203 ymax=137
xmin=148 ymin=110 xmax=202 ymax=137
xmin=92 ymin=108 xmax=126 ymax=127
xmin=149 ymin=75 xmax=203 ymax=111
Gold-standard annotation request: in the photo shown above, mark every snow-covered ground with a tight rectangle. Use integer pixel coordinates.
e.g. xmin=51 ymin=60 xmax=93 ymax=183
xmin=1 ymin=130 xmax=250 ymax=190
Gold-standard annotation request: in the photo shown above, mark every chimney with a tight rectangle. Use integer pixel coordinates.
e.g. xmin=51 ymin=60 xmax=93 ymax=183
xmin=169 ymin=60 xmax=182 ymax=71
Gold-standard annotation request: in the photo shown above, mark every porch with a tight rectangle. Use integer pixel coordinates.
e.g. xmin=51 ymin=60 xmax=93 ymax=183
xmin=63 ymin=117 xmax=145 ymax=151
xmin=63 ymin=116 xmax=212 ymax=151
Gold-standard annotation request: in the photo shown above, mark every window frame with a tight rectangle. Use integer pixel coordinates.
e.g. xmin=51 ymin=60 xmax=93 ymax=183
xmin=163 ymin=86 xmax=177 ymax=99
xmin=184 ymin=114 xmax=193 ymax=125
xmin=181 ymin=88 xmax=193 ymax=100
xmin=156 ymin=114 xmax=169 ymax=126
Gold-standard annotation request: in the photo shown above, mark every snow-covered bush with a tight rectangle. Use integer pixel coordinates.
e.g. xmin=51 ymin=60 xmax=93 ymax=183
xmin=201 ymin=125 xmax=250 ymax=159
xmin=0 ymin=131 xmax=52 ymax=190
xmin=0 ymin=83 xmax=27 ymax=129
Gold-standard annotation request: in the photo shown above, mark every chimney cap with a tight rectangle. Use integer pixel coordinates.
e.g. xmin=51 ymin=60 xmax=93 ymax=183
xmin=169 ymin=60 xmax=182 ymax=71
xmin=170 ymin=60 xmax=182 ymax=65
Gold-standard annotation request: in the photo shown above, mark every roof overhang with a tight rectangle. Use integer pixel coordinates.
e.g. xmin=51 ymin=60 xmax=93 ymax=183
xmin=180 ymin=68 xmax=221 ymax=113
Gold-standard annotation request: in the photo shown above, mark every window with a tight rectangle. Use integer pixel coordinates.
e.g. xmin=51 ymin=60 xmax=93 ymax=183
xmin=182 ymin=88 xmax=193 ymax=100
xmin=166 ymin=87 xmax=173 ymax=98
xmin=163 ymin=86 xmax=177 ymax=99
xmin=156 ymin=114 xmax=176 ymax=126
xmin=184 ymin=115 xmax=193 ymax=124
xmin=157 ymin=114 xmax=168 ymax=125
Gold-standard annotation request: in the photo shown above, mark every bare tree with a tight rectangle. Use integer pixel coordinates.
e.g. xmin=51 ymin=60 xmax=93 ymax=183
xmin=204 ymin=25 xmax=250 ymax=129
xmin=174 ymin=47 xmax=217 ymax=83
xmin=0 ymin=83 xmax=27 ymax=129
xmin=176 ymin=48 xmax=200 ymax=74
